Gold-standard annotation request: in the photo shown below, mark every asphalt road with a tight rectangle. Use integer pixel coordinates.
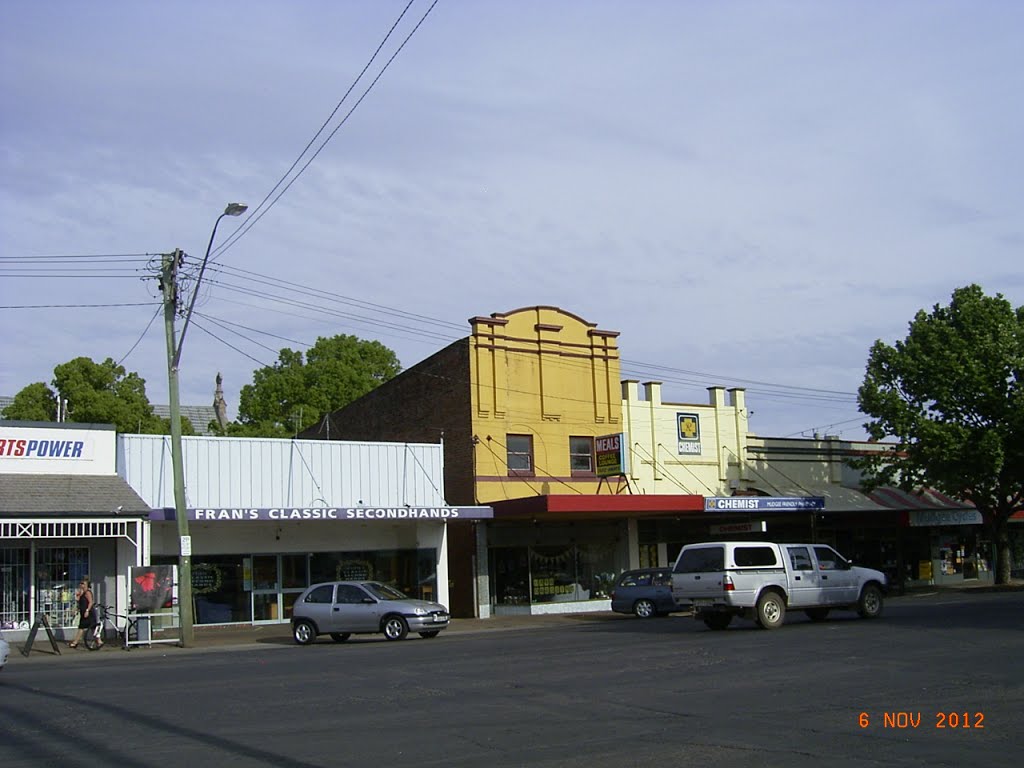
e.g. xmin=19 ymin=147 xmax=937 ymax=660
xmin=2 ymin=591 xmax=1022 ymax=768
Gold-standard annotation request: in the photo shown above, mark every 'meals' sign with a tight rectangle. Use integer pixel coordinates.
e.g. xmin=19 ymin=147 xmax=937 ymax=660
xmin=595 ymin=433 xmax=628 ymax=477
xmin=705 ymin=497 xmax=826 ymax=512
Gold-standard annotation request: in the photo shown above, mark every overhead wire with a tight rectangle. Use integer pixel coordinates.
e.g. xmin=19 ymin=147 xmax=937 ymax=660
xmin=209 ymin=0 xmax=440 ymax=264
xmin=116 ymin=304 xmax=163 ymax=366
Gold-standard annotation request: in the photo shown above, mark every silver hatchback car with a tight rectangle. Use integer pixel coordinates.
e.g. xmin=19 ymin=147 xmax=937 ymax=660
xmin=291 ymin=581 xmax=450 ymax=644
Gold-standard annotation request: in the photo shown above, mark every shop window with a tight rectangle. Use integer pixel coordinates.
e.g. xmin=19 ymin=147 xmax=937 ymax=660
xmin=569 ymin=436 xmax=594 ymax=475
xmin=35 ymin=546 xmax=89 ymax=628
xmin=506 ymin=434 xmax=534 ymax=476
xmin=1 ymin=547 xmax=30 ymax=630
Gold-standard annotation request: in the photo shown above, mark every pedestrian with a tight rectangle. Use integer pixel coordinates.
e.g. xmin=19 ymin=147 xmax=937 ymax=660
xmin=68 ymin=576 xmax=96 ymax=648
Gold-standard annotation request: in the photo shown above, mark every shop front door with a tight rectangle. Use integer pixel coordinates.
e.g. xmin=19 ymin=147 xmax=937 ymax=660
xmin=252 ymin=554 xmax=309 ymax=624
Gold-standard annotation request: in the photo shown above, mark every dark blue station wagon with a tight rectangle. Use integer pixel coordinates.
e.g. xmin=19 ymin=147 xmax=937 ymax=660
xmin=611 ymin=567 xmax=678 ymax=618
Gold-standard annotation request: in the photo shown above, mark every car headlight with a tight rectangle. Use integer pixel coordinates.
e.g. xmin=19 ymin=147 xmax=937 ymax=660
xmin=413 ymin=607 xmax=428 ymax=615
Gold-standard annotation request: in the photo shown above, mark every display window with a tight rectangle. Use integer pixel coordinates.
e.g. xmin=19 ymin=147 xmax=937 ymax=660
xmin=490 ymin=542 xmax=618 ymax=606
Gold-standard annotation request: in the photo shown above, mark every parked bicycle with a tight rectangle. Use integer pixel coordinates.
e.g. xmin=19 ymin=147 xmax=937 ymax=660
xmin=84 ymin=604 xmax=139 ymax=650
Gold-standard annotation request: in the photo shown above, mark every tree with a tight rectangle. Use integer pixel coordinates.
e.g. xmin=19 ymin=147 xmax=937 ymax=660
xmin=4 ymin=357 xmax=191 ymax=435
xmin=858 ymin=285 xmax=1024 ymax=584
xmin=2 ymin=382 xmax=58 ymax=421
xmin=228 ymin=335 xmax=401 ymax=437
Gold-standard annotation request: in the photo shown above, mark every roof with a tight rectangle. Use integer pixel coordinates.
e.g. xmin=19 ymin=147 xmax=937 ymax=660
xmin=867 ymin=487 xmax=975 ymax=511
xmin=751 ymin=484 xmax=888 ymax=513
xmin=151 ymin=404 xmax=220 ymax=435
xmin=0 ymin=474 xmax=151 ymax=516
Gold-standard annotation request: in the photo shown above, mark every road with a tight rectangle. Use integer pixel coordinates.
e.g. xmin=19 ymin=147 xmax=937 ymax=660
xmin=2 ymin=591 xmax=1022 ymax=767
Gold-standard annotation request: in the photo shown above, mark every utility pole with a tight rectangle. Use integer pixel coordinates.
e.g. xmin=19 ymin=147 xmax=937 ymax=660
xmin=160 ymin=248 xmax=195 ymax=645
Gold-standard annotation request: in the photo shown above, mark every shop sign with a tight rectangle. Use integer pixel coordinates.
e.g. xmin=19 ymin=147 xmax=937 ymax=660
xmin=677 ymin=413 xmax=701 ymax=455
xmin=705 ymin=497 xmax=826 ymax=512
xmin=908 ymin=509 xmax=982 ymax=527
xmin=0 ymin=425 xmax=113 ymax=474
xmin=710 ymin=521 xmax=767 ymax=535
xmin=152 ymin=506 xmax=495 ymax=521
xmin=595 ymin=433 xmax=628 ymax=477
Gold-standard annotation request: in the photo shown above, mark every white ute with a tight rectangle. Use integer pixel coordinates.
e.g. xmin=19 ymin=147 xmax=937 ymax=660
xmin=671 ymin=541 xmax=887 ymax=630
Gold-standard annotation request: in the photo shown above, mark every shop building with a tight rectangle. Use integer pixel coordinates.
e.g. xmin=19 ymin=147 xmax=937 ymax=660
xmin=0 ymin=422 xmax=151 ymax=641
xmin=119 ymin=434 xmax=490 ymax=625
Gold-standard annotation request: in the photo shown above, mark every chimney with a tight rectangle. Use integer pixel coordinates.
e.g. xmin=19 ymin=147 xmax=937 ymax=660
xmin=708 ymin=386 xmax=726 ymax=407
xmin=642 ymin=381 xmax=662 ymax=406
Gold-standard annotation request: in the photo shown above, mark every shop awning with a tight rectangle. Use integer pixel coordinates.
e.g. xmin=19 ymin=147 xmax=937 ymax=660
xmin=490 ymin=494 xmax=704 ymax=520
xmin=747 ymin=484 xmax=888 ymax=513
xmin=866 ymin=486 xmax=975 ymax=511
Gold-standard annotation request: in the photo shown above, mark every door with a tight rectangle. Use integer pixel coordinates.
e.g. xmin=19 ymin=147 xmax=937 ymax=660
xmin=331 ymin=584 xmax=379 ymax=633
xmin=785 ymin=546 xmax=822 ymax=607
xmin=252 ymin=555 xmax=281 ymax=623
xmin=813 ymin=546 xmax=858 ymax=604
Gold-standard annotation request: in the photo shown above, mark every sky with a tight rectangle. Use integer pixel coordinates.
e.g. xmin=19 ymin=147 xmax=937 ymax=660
xmin=2 ymin=1 xmax=1022 ymax=441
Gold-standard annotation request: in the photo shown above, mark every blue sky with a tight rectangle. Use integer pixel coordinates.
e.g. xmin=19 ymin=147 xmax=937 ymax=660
xmin=2 ymin=1 xmax=1021 ymax=439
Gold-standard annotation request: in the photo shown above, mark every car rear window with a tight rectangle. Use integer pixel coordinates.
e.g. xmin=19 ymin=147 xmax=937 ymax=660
xmin=733 ymin=546 xmax=779 ymax=567
xmin=674 ymin=546 xmax=725 ymax=573
xmin=618 ymin=572 xmax=652 ymax=587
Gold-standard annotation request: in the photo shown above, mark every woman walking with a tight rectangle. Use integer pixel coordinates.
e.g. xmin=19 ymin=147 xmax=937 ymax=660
xmin=68 ymin=576 xmax=97 ymax=648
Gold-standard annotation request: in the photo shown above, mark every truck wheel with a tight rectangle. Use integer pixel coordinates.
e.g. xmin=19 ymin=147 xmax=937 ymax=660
xmin=703 ymin=613 xmax=732 ymax=631
xmin=805 ymin=608 xmax=830 ymax=622
xmin=857 ymin=584 xmax=884 ymax=619
xmin=633 ymin=599 xmax=656 ymax=618
xmin=755 ymin=591 xmax=786 ymax=629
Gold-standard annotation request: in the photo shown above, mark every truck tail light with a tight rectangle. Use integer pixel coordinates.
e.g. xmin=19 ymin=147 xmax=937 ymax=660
xmin=724 ymin=575 xmax=735 ymax=591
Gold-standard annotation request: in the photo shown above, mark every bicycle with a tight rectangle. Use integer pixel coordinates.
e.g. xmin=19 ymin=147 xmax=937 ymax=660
xmin=84 ymin=604 xmax=139 ymax=650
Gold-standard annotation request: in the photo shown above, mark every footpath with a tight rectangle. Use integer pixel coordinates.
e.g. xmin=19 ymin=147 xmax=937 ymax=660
xmin=9 ymin=580 xmax=1023 ymax=666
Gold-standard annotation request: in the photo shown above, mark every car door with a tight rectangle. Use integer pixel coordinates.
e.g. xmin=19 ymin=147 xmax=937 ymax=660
xmin=332 ymin=584 xmax=379 ymax=632
xmin=812 ymin=546 xmax=858 ymax=604
xmin=298 ymin=584 xmax=335 ymax=631
xmin=784 ymin=546 xmax=823 ymax=607
xmin=652 ymin=569 xmax=677 ymax=613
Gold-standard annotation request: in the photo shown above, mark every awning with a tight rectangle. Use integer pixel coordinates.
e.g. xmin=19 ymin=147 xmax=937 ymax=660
xmin=490 ymin=493 xmax=704 ymax=520
xmin=0 ymin=473 xmax=151 ymax=516
xmin=748 ymin=484 xmax=888 ymax=513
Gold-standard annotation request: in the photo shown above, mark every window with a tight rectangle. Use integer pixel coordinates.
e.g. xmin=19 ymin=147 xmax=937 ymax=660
xmin=569 ymin=436 xmax=594 ymax=475
xmin=734 ymin=547 xmax=779 ymax=568
xmin=506 ymin=434 xmax=534 ymax=476
xmin=305 ymin=585 xmax=334 ymax=604
xmin=813 ymin=546 xmax=847 ymax=571
xmin=336 ymin=585 xmax=370 ymax=604
xmin=674 ymin=546 xmax=724 ymax=574
xmin=787 ymin=546 xmax=814 ymax=571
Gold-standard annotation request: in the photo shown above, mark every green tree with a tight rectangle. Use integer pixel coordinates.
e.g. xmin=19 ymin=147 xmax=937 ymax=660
xmin=227 ymin=335 xmax=401 ymax=438
xmin=2 ymin=381 xmax=58 ymax=421
xmin=858 ymin=285 xmax=1024 ymax=584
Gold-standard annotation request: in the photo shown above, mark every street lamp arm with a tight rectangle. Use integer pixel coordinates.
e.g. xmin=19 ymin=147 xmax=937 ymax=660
xmin=172 ymin=203 xmax=247 ymax=369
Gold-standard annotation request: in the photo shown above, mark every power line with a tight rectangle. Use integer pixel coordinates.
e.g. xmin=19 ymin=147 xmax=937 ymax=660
xmin=0 ymin=302 xmax=157 ymax=309
xmin=117 ymin=305 xmax=163 ymax=365
xmin=210 ymin=0 xmax=439 ymax=263
xmin=191 ymin=320 xmax=273 ymax=368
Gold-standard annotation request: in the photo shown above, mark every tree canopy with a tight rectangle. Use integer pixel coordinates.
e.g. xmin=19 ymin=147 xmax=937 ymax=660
xmin=224 ymin=334 xmax=401 ymax=438
xmin=858 ymin=284 xmax=1024 ymax=582
xmin=3 ymin=356 xmax=190 ymax=435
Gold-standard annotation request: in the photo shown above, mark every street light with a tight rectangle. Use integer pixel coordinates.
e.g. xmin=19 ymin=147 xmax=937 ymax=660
xmin=161 ymin=202 xmax=246 ymax=646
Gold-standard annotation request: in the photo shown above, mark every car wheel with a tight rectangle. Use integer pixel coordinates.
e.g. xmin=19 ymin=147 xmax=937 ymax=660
xmin=329 ymin=633 xmax=350 ymax=643
xmin=857 ymin=584 xmax=884 ymax=619
xmin=418 ymin=631 xmax=441 ymax=639
xmin=633 ymin=599 xmax=656 ymax=618
xmin=382 ymin=615 xmax=409 ymax=641
xmin=702 ymin=613 xmax=732 ymax=631
xmin=805 ymin=608 xmax=830 ymax=622
xmin=293 ymin=620 xmax=317 ymax=645
xmin=755 ymin=591 xmax=786 ymax=630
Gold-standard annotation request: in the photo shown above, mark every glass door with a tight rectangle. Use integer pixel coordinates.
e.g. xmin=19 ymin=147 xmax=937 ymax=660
xmin=251 ymin=554 xmax=310 ymax=623
xmin=252 ymin=555 xmax=280 ymax=623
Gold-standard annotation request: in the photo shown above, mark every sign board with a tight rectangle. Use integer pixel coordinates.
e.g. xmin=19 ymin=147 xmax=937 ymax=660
xmin=594 ymin=433 xmax=628 ymax=477
xmin=0 ymin=425 xmax=115 ymax=474
xmin=710 ymin=520 xmax=767 ymax=535
xmin=152 ymin=506 xmax=495 ymax=522
xmin=705 ymin=497 xmax=826 ymax=512
xmin=677 ymin=413 xmax=701 ymax=455
xmin=908 ymin=509 xmax=982 ymax=527
xmin=180 ymin=535 xmax=192 ymax=556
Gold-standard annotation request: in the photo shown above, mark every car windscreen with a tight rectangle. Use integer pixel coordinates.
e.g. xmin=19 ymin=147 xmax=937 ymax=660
xmin=364 ymin=582 xmax=408 ymax=601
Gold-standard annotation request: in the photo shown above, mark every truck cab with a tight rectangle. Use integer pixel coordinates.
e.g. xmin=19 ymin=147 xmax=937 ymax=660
xmin=671 ymin=541 xmax=887 ymax=630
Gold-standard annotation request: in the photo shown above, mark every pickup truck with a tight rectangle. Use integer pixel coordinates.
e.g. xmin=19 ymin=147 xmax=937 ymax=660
xmin=671 ymin=541 xmax=887 ymax=630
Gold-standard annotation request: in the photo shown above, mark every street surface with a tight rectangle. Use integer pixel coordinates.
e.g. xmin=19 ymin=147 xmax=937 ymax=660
xmin=2 ymin=591 xmax=1022 ymax=767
